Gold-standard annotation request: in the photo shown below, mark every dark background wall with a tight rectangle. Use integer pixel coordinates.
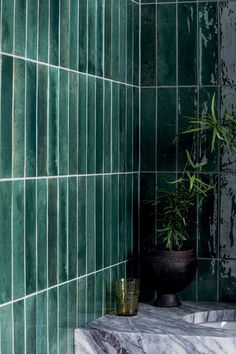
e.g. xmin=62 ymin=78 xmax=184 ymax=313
xmin=140 ymin=0 xmax=236 ymax=302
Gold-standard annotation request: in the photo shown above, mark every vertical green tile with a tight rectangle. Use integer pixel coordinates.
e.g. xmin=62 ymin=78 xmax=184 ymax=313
xmin=119 ymin=175 xmax=126 ymax=261
xmin=127 ymin=1 xmax=133 ymax=85
xmin=38 ymin=0 xmax=49 ymax=62
xmin=198 ymin=260 xmax=218 ymax=301
xmin=59 ymin=284 xmax=68 ymax=354
xmin=50 ymin=0 xmax=59 ymax=65
xmin=68 ymin=178 xmax=78 ymax=280
xmin=219 ymin=259 xmax=236 ymax=302
xmin=105 ymin=0 xmax=111 ymax=78
xmin=2 ymin=0 xmax=14 ymax=52
xmin=156 ymin=5 xmax=176 ymax=85
xmin=141 ymin=88 xmax=156 ymax=171
xmin=104 ymin=175 xmax=111 ymax=268
xmin=141 ymin=5 xmax=156 ymax=85
xmin=36 ymin=292 xmax=47 ymax=354
xmin=87 ymin=176 xmax=95 ymax=273
xmin=119 ymin=0 xmax=127 ymax=82
xmin=178 ymin=3 xmax=197 ymax=85
xmin=140 ymin=174 xmax=155 ymax=245
xmin=78 ymin=177 xmax=86 ymax=276
xmin=59 ymin=70 xmax=69 ymax=175
xmin=60 ymin=0 xmax=70 ymax=68
xmin=14 ymin=301 xmax=25 ymax=354
xmin=157 ymin=88 xmax=176 ymax=171
xmin=133 ymin=87 xmax=139 ymax=172
xmin=96 ymin=79 xmax=104 ymax=173
xmin=126 ymin=86 xmax=133 ymax=172
xmin=179 ymin=275 xmax=197 ymax=301
xmin=26 ymin=297 xmax=36 ymax=354
xmin=132 ymin=174 xmax=139 ymax=269
xmin=26 ymin=61 xmax=37 ymax=177
xmin=87 ymin=76 xmax=96 ymax=174
xmin=48 ymin=179 xmax=58 ymax=287
xmin=79 ymin=0 xmax=88 ymax=73
xmin=111 ymin=0 xmax=119 ymax=81
xmin=87 ymin=274 xmax=95 ymax=323
xmin=1 ymin=305 xmax=13 ymax=354
xmin=13 ymin=181 xmax=25 ymax=299
xmin=126 ymin=174 xmax=132 ymax=259
xmin=48 ymin=288 xmax=58 ymax=354
xmin=103 ymin=268 xmax=111 ymax=313
xmin=95 ymin=272 xmax=103 ymax=318
xmin=78 ymin=278 xmax=86 ymax=326
xmin=69 ymin=72 xmax=78 ymax=175
xmin=118 ymin=262 xmax=126 ymax=278
xmin=104 ymin=81 xmax=111 ymax=173
xmin=37 ymin=64 xmax=48 ymax=177
xmin=111 ymin=266 xmax=118 ymax=310
xmin=27 ymin=0 xmax=37 ymax=59
xmin=96 ymin=0 xmax=104 ymax=77
xmin=59 ymin=178 xmax=68 ymax=283
xmin=70 ymin=0 xmax=78 ymax=70
xmin=78 ymin=75 xmax=87 ymax=174
xmin=48 ymin=66 xmax=59 ymax=176
xmin=0 ymin=182 xmax=12 ymax=304
xmin=112 ymin=82 xmax=119 ymax=172
xmin=0 ymin=55 xmax=13 ymax=178
xmin=26 ymin=180 xmax=36 ymax=295
xmin=37 ymin=179 xmax=47 ymax=291
xmin=87 ymin=0 xmax=96 ymax=75
xmin=111 ymin=174 xmax=119 ymax=264
xmin=68 ymin=281 xmax=77 ymax=354
xmin=119 ymin=85 xmax=126 ymax=172
xmin=15 ymin=0 xmax=26 ymax=56
xmin=96 ymin=176 xmax=103 ymax=270
xmin=133 ymin=4 xmax=139 ymax=86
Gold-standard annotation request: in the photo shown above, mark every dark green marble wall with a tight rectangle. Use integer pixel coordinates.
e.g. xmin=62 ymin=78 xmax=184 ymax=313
xmin=0 ymin=0 xmax=140 ymax=353
xmin=140 ymin=0 xmax=236 ymax=302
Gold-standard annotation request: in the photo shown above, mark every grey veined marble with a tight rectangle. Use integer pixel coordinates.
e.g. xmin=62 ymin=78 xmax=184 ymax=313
xmin=75 ymin=302 xmax=236 ymax=354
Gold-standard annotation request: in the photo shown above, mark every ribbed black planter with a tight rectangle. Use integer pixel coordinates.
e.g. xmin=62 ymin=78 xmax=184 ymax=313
xmin=147 ymin=248 xmax=197 ymax=307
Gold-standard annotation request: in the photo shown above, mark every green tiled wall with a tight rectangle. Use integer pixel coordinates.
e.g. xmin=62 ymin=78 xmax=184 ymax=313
xmin=140 ymin=1 xmax=236 ymax=302
xmin=0 ymin=0 xmax=140 ymax=352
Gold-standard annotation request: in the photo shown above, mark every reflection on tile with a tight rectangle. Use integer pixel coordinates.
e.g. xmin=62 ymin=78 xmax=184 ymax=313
xmin=219 ymin=259 xmax=236 ymax=302
xmin=198 ymin=260 xmax=218 ymax=301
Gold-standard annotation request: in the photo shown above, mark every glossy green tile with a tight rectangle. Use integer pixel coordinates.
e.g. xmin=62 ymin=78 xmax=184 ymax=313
xmin=87 ymin=274 xmax=95 ymax=323
xmin=26 ymin=61 xmax=37 ymax=177
xmin=0 ymin=182 xmax=12 ymax=304
xmin=120 ymin=0 xmax=127 ymax=83
xmin=48 ymin=288 xmax=58 ymax=354
xmin=0 ymin=55 xmax=13 ymax=178
xmin=104 ymin=0 xmax=111 ymax=78
xmin=70 ymin=0 xmax=78 ymax=70
xmin=50 ymin=0 xmax=59 ymax=65
xmin=59 ymin=70 xmax=69 ymax=175
xmin=111 ymin=174 xmax=119 ymax=264
xmin=133 ymin=4 xmax=139 ymax=86
xmin=127 ymin=1 xmax=133 ymax=85
xmin=104 ymin=175 xmax=111 ymax=268
xmin=119 ymin=85 xmax=126 ymax=172
xmin=112 ymin=82 xmax=119 ymax=172
xmin=126 ymin=175 xmax=133 ymax=258
xmin=37 ymin=64 xmax=48 ymax=177
xmin=199 ymin=2 xmax=218 ymax=85
xmin=15 ymin=0 xmax=26 ymax=56
xmin=118 ymin=262 xmax=126 ymax=278
xmin=13 ymin=181 xmax=25 ymax=299
xmin=156 ymin=6 xmax=176 ymax=85
xmin=60 ymin=0 xmax=70 ymax=68
xmin=26 ymin=180 xmax=36 ymax=295
xmin=111 ymin=266 xmax=118 ymax=310
xmin=95 ymin=272 xmax=103 ymax=318
xmin=104 ymin=268 xmax=112 ymax=313
xmin=69 ymin=72 xmax=78 ymax=174
xmin=79 ymin=0 xmax=88 ymax=73
xmin=96 ymin=176 xmax=103 ymax=270
xmin=36 ymin=292 xmax=47 ymax=354
xmin=179 ymin=275 xmax=197 ymax=301
xmin=87 ymin=76 xmax=96 ymax=174
xmin=126 ymin=86 xmax=133 ymax=172
xmin=37 ymin=179 xmax=47 ymax=291
xmin=96 ymin=79 xmax=104 ymax=173
xmin=87 ymin=176 xmax=95 ymax=273
xmin=48 ymin=66 xmax=59 ymax=176
xmin=157 ymin=88 xmax=176 ymax=171
xmin=38 ymin=0 xmax=49 ymax=63
xmin=141 ymin=88 xmax=156 ymax=171
xmin=88 ymin=0 xmax=96 ymax=75
xmin=111 ymin=0 xmax=120 ymax=81
xmin=219 ymin=259 xmax=236 ymax=302
xmin=78 ymin=278 xmax=86 ymax=326
xmin=68 ymin=281 xmax=77 ymax=354
xmin=26 ymin=296 xmax=36 ymax=354
xmin=27 ymin=0 xmax=37 ymax=59
xmin=141 ymin=5 xmax=156 ymax=85
xmin=59 ymin=284 xmax=68 ymax=354
xmin=78 ymin=75 xmax=87 ymax=174
xmin=178 ymin=3 xmax=197 ymax=85
xmin=78 ymin=177 xmax=86 ymax=276
xmin=2 ymin=0 xmax=14 ymax=52
xmin=14 ymin=301 xmax=25 ymax=354
xmin=59 ymin=178 xmax=68 ymax=283
xmin=119 ymin=175 xmax=126 ymax=261
xmin=104 ymin=81 xmax=112 ymax=173
xmin=48 ymin=179 xmax=58 ymax=287
xmin=68 ymin=178 xmax=77 ymax=280
xmin=132 ymin=174 xmax=139 ymax=271
xmin=198 ymin=260 xmax=218 ymax=301
xmin=133 ymin=87 xmax=139 ymax=172
xmin=1 ymin=305 xmax=13 ymax=354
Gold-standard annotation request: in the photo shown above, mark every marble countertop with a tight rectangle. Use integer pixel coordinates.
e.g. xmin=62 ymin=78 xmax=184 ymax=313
xmin=75 ymin=302 xmax=236 ymax=353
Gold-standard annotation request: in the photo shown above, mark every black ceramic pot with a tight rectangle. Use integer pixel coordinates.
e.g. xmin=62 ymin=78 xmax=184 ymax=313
xmin=147 ymin=248 xmax=197 ymax=307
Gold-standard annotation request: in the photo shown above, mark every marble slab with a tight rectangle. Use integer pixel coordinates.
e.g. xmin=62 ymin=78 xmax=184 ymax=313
xmin=75 ymin=302 xmax=236 ymax=354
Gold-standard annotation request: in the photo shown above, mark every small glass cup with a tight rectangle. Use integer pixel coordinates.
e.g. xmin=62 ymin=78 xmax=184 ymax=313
xmin=115 ymin=278 xmax=140 ymax=316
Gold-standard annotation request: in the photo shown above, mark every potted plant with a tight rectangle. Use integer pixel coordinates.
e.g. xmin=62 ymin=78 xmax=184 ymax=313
xmin=145 ymin=95 xmax=236 ymax=307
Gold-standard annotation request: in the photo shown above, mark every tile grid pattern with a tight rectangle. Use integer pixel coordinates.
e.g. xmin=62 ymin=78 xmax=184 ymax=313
xmin=0 ymin=0 xmax=140 ymax=353
xmin=140 ymin=0 xmax=236 ymax=302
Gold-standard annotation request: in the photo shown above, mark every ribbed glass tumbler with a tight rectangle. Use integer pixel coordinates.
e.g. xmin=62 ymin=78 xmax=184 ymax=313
xmin=115 ymin=278 xmax=140 ymax=316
